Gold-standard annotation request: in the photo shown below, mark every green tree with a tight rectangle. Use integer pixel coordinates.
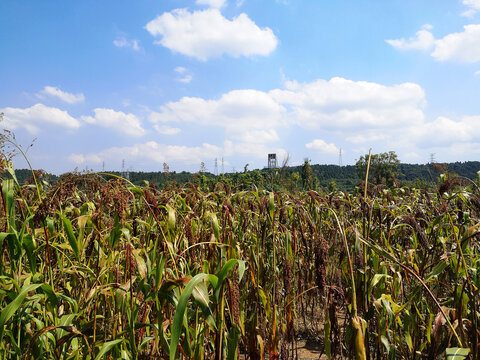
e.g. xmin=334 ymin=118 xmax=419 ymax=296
xmin=356 ymin=151 xmax=400 ymax=187
xmin=301 ymin=159 xmax=313 ymax=190
xmin=328 ymin=180 xmax=338 ymax=192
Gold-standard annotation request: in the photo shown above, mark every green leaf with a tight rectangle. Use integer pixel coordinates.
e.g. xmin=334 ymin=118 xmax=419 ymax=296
xmin=0 ymin=283 xmax=42 ymax=340
xmin=166 ymin=205 xmax=176 ymax=233
xmin=370 ymin=273 xmax=391 ymax=288
xmin=129 ymin=186 xmax=144 ymax=196
xmin=207 ymin=212 xmax=220 ymax=241
xmin=238 ymin=260 xmax=246 ymax=282
xmin=269 ymin=192 xmax=274 ymax=219
xmin=324 ymin=307 xmax=331 ymax=359
xmin=445 ymin=347 xmax=470 ymax=359
xmin=62 ymin=215 xmax=79 ymax=259
xmin=4 ymin=162 xmax=19 ymax=186
xmin=95 ymin=339 xmax=124 ymax=360
xmin=214 ymin=259 xmax=239 ymax=300
xmin=425 ymin=260 xmax=448 ymax=282
xmin=22 ymin=234 xmax=37 ymax=273
xmin=192 ymin=281 xmax=210 ymax=308
xmin=169 ymin=273 xmax=210 ymax=360
xmin=2 ymin=180 xmax=15 ymax=231
xmin=226 ymin=325 xmax=241 ymax=360
xmin=380 ymin=335 xmax=390 ymax=353
xmin=40 ymin=284 xmax=59 ymax=307
xmin=404 ymin=331 xmax=413 ymax=352
xmin=133 ymin=250 xmax=147 ymax=279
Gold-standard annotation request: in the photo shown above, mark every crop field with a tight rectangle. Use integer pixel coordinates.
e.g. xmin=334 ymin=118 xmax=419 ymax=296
xmin=1 ymin=161 xmax=479 ymax=359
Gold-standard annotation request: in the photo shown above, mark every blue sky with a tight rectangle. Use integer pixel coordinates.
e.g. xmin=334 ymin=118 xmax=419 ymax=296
xmin=2 ymin=0 xmax=480 ymax=174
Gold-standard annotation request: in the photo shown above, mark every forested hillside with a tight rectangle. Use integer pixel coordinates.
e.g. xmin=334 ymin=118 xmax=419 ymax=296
xmin=8 ymin=161 xmax=480 ymax=191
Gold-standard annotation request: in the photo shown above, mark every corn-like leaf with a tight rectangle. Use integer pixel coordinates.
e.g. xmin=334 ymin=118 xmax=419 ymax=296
xmin=445 ymin=347 xmax=470 ymax=359
xmin=169 ymin=273 xmax=210 ymax=360
xmin=227 ymin=325 xmax=241 ymax=360
xmin=62 ymin=215 xmax=79 ymax=259
xmin=166 ymin=205 xmax=176 ymax=233
xmin=94 ymin=339 xmax=123 ymax=360
xmin=0 ymin=283 xmax=42 ymax=340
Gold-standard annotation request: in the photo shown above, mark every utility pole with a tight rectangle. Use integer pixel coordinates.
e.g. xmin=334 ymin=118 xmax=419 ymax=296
xmin=339 ymin=148 xmax=343 ymax=166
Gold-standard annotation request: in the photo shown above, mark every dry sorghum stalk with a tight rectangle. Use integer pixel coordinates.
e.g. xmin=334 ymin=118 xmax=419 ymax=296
xmin=314 ymin=236 xmax=328 ymax=294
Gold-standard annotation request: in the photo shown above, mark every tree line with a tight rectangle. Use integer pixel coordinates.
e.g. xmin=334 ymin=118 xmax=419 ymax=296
xmin=7 ymin=153 xmax=480 ymax=193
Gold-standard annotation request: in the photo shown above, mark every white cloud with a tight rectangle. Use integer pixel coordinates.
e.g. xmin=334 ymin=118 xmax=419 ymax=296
xmin=431 ymin=24 xmax=480 ymax=62
xmin=475 ymin=70 xmax=480 ymax=76
xmin=69 ymin=141 xmax=223 ymax=166
xmin=345 ymin=133 xmax=388 ymax=144
xmin=174 ymin=66 xmax=187 ymax=74
xmin=154 ymin=125 xmax=181 ymax=135
xmin=174 ymin=67 xmax=193 ymax=83
xmin=145 ymin=8 xmax=278 ymax=60
xmin=149 ymin=89 xmax=286 ymax=142
xmin=385 ymin=24 xmax=435 ymax=51
xmin=149 ymin=77 xmax=427 ymax=164
xmin=196 ymin=0 xmax=226 ymax=9
xmin=36 ymin=86 xmax=85 ymax=104
xmin=235 ymin=129 xmax=279 ymax=143
xmin=68 ymin=153 xmax=102 ymax=165
xmin=113 ymin=37 xmax=141 ymax=51
xmin=388 ymin=24 xmax=480 ymax=63
xmin=223 ymin=140 xmax=287 ymax=160
xmin=178 ymin=75 xmax=193 ymax=83
xmin=270 ymin=77 xmax=425 ymax=129
xmin=305 ymin=139 xmax=339 ymax=154
xmin=1 ymin=103 xmax=80 ymax=133
xmin=462 ymin=0 xmax=480 ymax=17
xmin=81 ymin=108 xmax=146 ymax=137
xmin=411 ymin=115 xmax=480 ymax=146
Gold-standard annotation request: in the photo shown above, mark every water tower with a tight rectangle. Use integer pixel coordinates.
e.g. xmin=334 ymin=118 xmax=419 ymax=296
xmin=268 ymin=153 xmax=277 ymax=168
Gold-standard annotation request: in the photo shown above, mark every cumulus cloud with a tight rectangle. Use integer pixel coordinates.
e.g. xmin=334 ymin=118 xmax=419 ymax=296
xmin=431 ymin=24 xmax=480 ymax=62
xmin=113 ymin=37 xmax=141 ymax=51
xmin=196 ymin=0 xmax=226 ymax=8
xmin=270 ymin=77 xmax=425 ymax=129
xmin=154 ymin=125 xmax=181 ymax=135
xmin=149 ymin=89 xmax=286 ymax=143
xmin=305 ymin=139 xmax=340 ymax=154
xmin=148 ymin=77 xmax=428 ymax=164
xmin=388 ymin=24 xmax=480 ymax=63
xmin=223 ymin=140 xmax=288 ymax=160
xmin=462 ymin=0 xmax=480 ymax=17
xmin=174 ymin=66 xmax=193 ymax=83
xmin=69 ymin=141 xmax=222 ymax=166
xmin=1 ymin=103 xmax=80 ymax=133
xmin=385 ymin=24 xmax=435 ymax=51
xmin=345 ymin=133 xmax=388 ymax=144
xmin=145 ymin=8 xmax=278 ymax=60
xmin=81 ymin=108 xmax=146 ymax=137
xmin=36 ymin=86 xmax=85 ymax=104
xmin=411 ymin=115 xmax=480 ymax=147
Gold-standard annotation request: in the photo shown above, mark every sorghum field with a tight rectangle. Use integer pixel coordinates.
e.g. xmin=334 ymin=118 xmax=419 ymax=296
xmin=1 ymin=161 xmax=479 ymax=359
